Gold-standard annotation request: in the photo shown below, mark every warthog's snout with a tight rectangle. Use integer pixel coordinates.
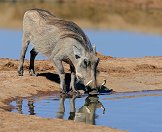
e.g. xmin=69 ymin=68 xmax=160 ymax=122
xmin=76 ymin=73 xmax=83 ymax=81
xmin=85 ymin=79 xmax=112 ymax=94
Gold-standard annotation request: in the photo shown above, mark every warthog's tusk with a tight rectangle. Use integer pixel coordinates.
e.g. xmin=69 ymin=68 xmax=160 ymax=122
xmin=85 ymin=80 xmax=93 ymax=86
xmin=101 ymin=79 xmax=106 ymax=86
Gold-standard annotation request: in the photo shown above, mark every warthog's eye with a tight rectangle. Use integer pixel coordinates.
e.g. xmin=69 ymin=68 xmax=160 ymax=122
xmin=75 ymin=55 xmax=80 ymax=59
xmin=81 ymin=59 xmax=90 ymax=68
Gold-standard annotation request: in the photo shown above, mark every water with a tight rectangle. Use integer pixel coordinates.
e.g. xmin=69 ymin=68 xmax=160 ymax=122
xmin=0 ymin=29 xmax=45 ymax=60
xmin=10 ymin=90 xmax=162 ymax=132
xmin=1 ymin=29 xmax=162 ymax=59
xmin=87 ymin=30 xmax=162 ymax=57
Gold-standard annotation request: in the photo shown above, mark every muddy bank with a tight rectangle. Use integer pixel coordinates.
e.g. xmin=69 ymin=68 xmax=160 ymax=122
xmin=1 ymin=56 xmax=162 ymax=131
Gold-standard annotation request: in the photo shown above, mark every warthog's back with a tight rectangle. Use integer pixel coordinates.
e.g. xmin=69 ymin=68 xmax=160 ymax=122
xmin=23 ymin=9 xmax=93 ymax=57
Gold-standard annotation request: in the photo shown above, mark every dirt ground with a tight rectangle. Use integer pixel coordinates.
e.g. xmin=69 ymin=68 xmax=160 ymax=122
xmin=1 ymin=56 xmax=162 ymax=132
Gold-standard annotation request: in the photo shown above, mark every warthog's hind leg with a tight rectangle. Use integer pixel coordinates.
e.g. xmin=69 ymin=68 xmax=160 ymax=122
xmin=18 ymin=33 xmax=30 ymax=76
xmin=29 ymin=48 xmax=38 ymax=76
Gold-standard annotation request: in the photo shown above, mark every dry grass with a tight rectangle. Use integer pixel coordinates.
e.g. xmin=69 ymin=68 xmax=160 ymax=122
xmin=1 ymin=1 xmax=162 ymax=34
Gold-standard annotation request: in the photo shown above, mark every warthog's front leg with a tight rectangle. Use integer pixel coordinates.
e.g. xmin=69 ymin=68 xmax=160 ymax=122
xmin=70 ymin=65 xmax=78 ymax=93
xmin=53 ymin=57 xmax=66 ymax=93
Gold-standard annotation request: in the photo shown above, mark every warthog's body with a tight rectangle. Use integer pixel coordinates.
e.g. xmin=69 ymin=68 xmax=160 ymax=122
xmin=18 ymin=9 xmax=99 ymax=93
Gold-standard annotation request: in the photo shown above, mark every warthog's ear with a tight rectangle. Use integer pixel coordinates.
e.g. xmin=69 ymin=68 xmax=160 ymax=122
xmin=93 ymin=44 xmax=96 ymax=54
xmin=73 ymin=45 xmax=81 ymax=59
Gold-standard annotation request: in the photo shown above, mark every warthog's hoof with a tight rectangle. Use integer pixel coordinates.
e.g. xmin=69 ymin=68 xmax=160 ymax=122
xmin=29 ymin=70 xmax=38 ymax=76
xmin=30 ymin=73 xmax=38 ymax=76
xmin=18 ymin=70 xmax=23 ymax=76
xmin=60 ymin=90 xmax=66 ymax=94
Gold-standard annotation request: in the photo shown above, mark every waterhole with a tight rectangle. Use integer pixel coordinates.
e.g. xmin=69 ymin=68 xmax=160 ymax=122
xmin=10 ymin=90 xmax=162 ymax=132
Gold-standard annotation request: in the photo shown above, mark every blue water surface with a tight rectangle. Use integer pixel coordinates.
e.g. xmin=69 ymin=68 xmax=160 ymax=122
xmin=10 ymin=91 xmax=162 ymax=132
xmin=86 ymin=29 xmax=162 ymax=57
xmin=1 ymin=29 xmax=162 ymax=59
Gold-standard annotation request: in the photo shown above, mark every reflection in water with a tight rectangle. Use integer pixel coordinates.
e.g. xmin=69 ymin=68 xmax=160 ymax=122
xmin=16 ymin=99 xmax=23 ymax=114
xmin=74 ymin=95 xmax=105 ymax=125
xmin=12 ymin=91 xmax=162 ymax=132
xmin=16 ymin=98 xmax=35 ymax=115
xmin=28 ymin=98 xmax=35 ymax=115
xmin=15 ymin=94 xmax=105 ymax=125
xmin=56 ymin=94 xmax=105 ymax=125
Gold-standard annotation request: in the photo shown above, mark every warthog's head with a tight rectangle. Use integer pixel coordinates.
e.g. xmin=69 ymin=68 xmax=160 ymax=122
xmin=73 ymin=45 xmax=99 ymax=87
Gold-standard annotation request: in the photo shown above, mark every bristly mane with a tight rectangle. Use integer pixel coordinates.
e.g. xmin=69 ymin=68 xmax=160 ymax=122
xmin=32 ymin=9 xmax=93 ymax=52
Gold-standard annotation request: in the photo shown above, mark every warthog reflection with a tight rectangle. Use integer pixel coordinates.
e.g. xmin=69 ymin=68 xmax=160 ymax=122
xmin=15 ymin=94 xmax=105 ymax=125
xmin=16 ymin=98 xmax=35 ymax=115
xmin=57 ymin=94 xmax=105 ymax=125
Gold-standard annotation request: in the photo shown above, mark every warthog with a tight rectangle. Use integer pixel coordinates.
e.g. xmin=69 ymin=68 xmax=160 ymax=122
xmin=18 ymin=9 xmax=99 ymax=93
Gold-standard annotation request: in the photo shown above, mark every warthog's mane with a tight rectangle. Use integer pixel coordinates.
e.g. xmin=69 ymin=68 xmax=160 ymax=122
xmin=32 ymin=9 xmax=93 ymax=52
